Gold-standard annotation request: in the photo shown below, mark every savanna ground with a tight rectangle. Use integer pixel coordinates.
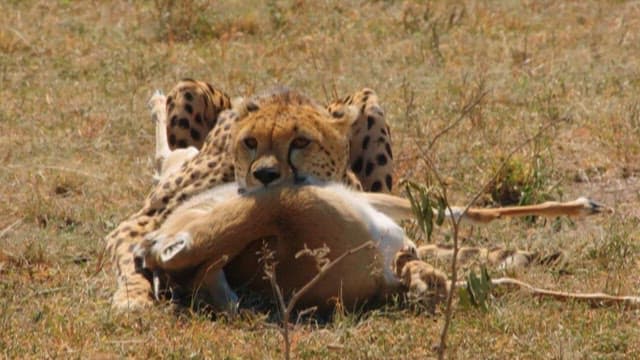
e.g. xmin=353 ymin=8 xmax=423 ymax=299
xmin=1 ymin=0 xmax=639 ymax=358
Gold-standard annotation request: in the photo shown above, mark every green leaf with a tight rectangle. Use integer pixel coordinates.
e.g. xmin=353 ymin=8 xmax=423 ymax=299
xmin=435 ymin=196 xmax=446 ymax=226
xmin=464 ymin=266 xmax=492 ymax=311
xmin=458 ymin=286 xmax=473 ymax=310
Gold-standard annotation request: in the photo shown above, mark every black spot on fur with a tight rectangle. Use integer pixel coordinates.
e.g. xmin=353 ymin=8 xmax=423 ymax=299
xmin=367 ymin=116 xmax=375 ymax=129
xmin=352 ymin=157 xmax=364 ymax=173
xmin=169 ymin=134 xmax=176 ymax=147
xmin=138 ymin=219 xmax=149 ymax=226
xmin=170 ymin=115 xmax=178 ymax=127
xmin=146 ymin=208 xmax=158 ymax=217
xmin=185 ymin=103 xmax=193 ymax=114
xmin=167 ymin=96 xmax=173 ymax=105
xmin=184 ymin=92 xmax=194 ymax=102
xmin=162 ymin=196 xmax=170 ymax=204
xmin=331 ymin=110 xmax=344 ymax=118
xmin=190 ymin=128 xmax=201 ymax=141
xmin=371 ymin=181 xmax=382 ymax=192
xmin=191 ymin=171 xmax=201 ymax=180
xmin=178 ymin=118 xmax=190 ymax=129
xmin=177 ymin=139 xmax=188 ymax=148
xmin=380 ymin=127 xmax=387 ymax=136
xmin=385 ymin=142 xmax=393 ymax=159
xmin=376 ymin=154 xmax=387 ymax=166
xmin=195 ymin=113 xmax=202 ymax=124
xmin=129 ymin=231 xmax=139 ymax=237
xmin=246 ymin=102 xmax=259 ymax=112
xmin=175 ymin=177 xmax=183 ymax=185
xmin=362 ymin=95 xmax=369 ymax=103
xmin=208 ymin=161 xmax=217 ymax=168
xmin=385 ymin=174 xmax=392 ymax=190
xmin=362 ymin=136 xmax=370 ymax=150
xmin=365 ymin=161 xmax=374 ymax=176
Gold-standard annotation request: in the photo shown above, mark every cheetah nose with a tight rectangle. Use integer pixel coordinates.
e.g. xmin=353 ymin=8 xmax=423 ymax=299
xmin=253 ymin=167 xmax=281 ymax=186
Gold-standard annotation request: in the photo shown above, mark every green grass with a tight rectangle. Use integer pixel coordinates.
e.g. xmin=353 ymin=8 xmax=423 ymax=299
xmin=1 ymin=0 xmax=639 ymax=358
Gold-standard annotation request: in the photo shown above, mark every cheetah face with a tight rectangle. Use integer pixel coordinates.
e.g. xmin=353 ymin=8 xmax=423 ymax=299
xmin=232 ymin=96 xmax=357 ymax=193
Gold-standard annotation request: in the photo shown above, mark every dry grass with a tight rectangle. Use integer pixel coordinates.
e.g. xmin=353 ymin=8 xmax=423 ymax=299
xmin=1 ymin=0 xmax=639 ymax=358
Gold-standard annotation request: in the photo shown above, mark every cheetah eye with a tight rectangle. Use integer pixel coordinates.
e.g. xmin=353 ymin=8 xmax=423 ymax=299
xmin=243 ymin=137 xmax=258 ymax=150
xmin=291 ymin=137 xmax=311 ymax=149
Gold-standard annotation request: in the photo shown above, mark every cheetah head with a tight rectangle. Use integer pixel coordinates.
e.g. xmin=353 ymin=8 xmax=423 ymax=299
xmin=231 ymin=89 xmax=358 ymax=193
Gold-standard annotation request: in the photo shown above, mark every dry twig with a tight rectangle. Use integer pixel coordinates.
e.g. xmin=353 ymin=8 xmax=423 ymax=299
xmin=263 ymin=241 xmax=375 ymax=360
xmin=411 ymin=83 xmax=558 ymax=358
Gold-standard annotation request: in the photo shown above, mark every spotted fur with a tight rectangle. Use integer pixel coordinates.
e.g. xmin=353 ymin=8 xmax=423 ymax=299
xmin=106 ymin=81 xmax=395 ymax=310
xmin=327 ymin=89 xmax=394 ymax=192
xmin=107 ymin=81 xmax=589 ymax=311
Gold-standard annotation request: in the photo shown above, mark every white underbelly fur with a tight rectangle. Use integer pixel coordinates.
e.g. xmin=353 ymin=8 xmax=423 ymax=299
xmin=322 ymin=183 xmax=414 ymax=285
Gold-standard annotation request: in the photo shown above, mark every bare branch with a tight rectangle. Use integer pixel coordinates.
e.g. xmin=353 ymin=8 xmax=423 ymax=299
xmin=263 ymin=241 xmax=375 ymax=360
xmin=285 ymin=241 xmax=375 ymax=316
xmin=411 ymin=88 xmax=557 ymax=358
xmin=427 ymin=86 xmax=488 ymax=151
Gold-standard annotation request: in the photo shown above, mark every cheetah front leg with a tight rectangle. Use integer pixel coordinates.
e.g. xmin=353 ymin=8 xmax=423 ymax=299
xmin=133 ymin=188 xmax=286 ymax=313
xmin=137 ymin=192 xmax=280 ymax=273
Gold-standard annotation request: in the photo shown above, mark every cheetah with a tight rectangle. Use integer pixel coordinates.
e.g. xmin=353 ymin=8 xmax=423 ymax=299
xmin=132 ymin=86 xmax=607 ymax=313
xmin=107 ymin=80 xmax=608 ymax=312
xmin=105 ymin=80 xmax=395 ymax=310
xmin=134 ymin=122 xmax=607 ymax=314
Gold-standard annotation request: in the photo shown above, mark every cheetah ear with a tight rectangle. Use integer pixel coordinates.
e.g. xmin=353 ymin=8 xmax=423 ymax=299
xmin=327 ymin=104 xmax=359 ymax=134
xmin=231 ymin=97 xmax=258 ymax=120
